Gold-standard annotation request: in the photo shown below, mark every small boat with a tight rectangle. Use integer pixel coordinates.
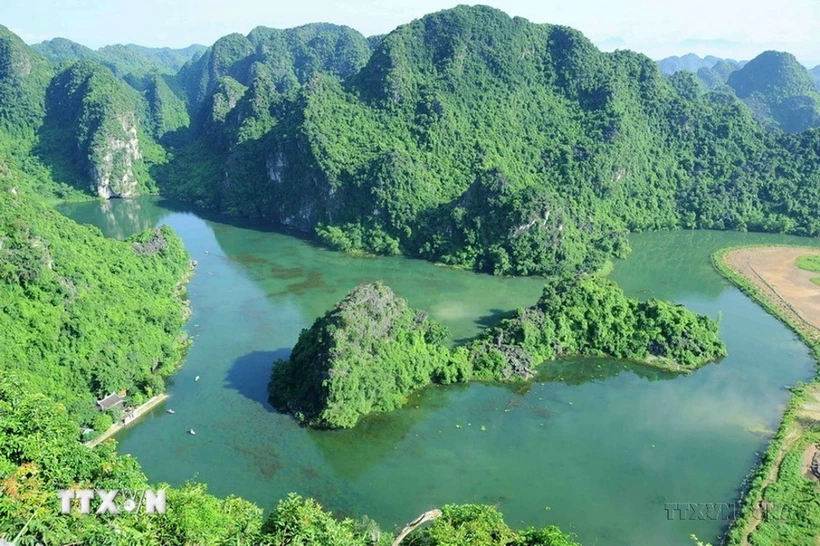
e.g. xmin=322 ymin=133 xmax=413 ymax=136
xmin=188 ymin=429 xmax=196 ymax=435
xmin=167 ymin=409 xmax=175 ymax=414
xmin=194 ymin=375 xmax=200 ymax=382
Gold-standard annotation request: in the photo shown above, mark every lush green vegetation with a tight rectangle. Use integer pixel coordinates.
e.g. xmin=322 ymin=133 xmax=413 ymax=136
xmin=155 ymin=6 xmax=820 ymax=279
xmin=177 ymin=23 xmax=371 ymax=106
xmin=469 ymin=274 xmax=727 ymax=378
xmin=33 ymin=38 xmax=206 ymax=88
xmin=696 ymin=59 xmax=743 ymax=90
xmin=38 ymin=59 xmax=165 ymax=197
xmin=747 ymin=424 xmax=820 ymax=546
xmin=0 ymin=145 xmax=579 ymax=544
xmin=1 ymin=26 xmax=177 ymax=199
xmin=270 ymin=276 xmax=726 ymax=428
xmin=269 ymin=282 xmax=468 ymax=428
xmin=7 ymin=12 xmax=820 ymax=278
xmin=0 ymin=164 xmax=192 ymax=431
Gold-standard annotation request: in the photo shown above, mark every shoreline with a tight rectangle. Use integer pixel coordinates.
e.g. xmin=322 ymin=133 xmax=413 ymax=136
xmin=713 ymin=245 xmax=820 ymax=546
xmin=85 ymin=393 xmax=170 ymax=449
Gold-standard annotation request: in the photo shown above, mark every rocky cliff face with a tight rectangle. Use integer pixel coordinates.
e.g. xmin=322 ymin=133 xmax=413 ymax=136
xmin=89 ymin=112 xmax=142 ymax=198
xmin=42 ymin=60 xmax=153 ymax=198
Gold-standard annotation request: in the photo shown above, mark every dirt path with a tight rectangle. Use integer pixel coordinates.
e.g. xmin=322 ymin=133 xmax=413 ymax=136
xmin=724 ymin=246 xmax=820 ymax=339
xmin=803 ymin=444 xmax=819 ymax=481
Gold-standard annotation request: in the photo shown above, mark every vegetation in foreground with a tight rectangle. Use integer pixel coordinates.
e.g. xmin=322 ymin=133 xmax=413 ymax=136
xmin=269 ymin=277 xmax=727 ymax=428
xmin=0 ymin=164 xmax=192 ymax=434
xmin=0 ymin=375 xmax=580 ymax=545
xmin=713 ymin=247 xmax=820 ymax=546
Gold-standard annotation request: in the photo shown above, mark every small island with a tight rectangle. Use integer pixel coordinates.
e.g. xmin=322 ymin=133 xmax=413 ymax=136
xmin=468 ymin=274 xmax=728 ymax=378
xmin=269 ymin=277 xmax=727 ymax=429
xmin=268 ymin=282 xmax=470 ymax=429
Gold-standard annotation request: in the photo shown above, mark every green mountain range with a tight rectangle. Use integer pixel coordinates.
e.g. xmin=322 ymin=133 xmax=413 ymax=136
xmin=4 ymin=9 xmax=820 ymax=277
xmin=156 ymin=6 xmax=820 ymax=278
xmin=657 ymin=53 xmax=743 ymax=75
xmin=32 ymin=38 xmax=205 ymax=86
xmin=659 ymin=51 xmax=820 ymax=132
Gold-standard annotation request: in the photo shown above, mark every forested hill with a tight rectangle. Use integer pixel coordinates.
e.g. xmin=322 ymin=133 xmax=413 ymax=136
xmin=32 ymin=38 xmax=206 ymax=85
xmin=3 ymin=7 xmax=820 ymax=278
xmin=157 ymin=6 xmax=820 ymax=276
xmin=658 ymin=51 xmax=820 ymax=132
xmin=727 ymin=51 xmax=820 ymax=132
xmin=176 ymin=23 xmax=371 ymax=107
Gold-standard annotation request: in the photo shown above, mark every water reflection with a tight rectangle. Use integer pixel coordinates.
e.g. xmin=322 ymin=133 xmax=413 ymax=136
xmin=59 ymin=198 xmax=170 ymax=240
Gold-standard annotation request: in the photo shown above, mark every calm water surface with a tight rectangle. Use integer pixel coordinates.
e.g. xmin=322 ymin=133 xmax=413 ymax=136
xmin=59 ymin=198 xmax=820 ymax=546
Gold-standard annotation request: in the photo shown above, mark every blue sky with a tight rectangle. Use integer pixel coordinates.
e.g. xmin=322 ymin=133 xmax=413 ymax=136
xmin=2 ymin=0 xmax=818 ymax=65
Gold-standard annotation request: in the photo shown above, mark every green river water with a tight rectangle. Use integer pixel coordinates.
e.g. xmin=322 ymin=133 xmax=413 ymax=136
xmin=59 ymin=198 xmax=820 ymax=546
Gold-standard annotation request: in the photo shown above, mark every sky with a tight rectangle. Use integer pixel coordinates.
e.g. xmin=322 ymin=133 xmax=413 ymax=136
xmin=2 ymin=0 xmax=818 ymax=65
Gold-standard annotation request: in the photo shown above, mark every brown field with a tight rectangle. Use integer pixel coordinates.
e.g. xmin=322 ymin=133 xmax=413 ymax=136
xmin=724 ymin=246 xmax=820 ymax=337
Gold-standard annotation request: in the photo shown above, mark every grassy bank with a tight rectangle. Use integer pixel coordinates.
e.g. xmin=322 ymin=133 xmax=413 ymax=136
xmin=713 ymin=245 xmax=820 ymax=546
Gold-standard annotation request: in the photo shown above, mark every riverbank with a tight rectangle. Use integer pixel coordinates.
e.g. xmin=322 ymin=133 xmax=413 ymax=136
xmin=713 ymin=245 xmax=820 ymax=545
xmin=86 ymin=393 xmax=170 ymax=448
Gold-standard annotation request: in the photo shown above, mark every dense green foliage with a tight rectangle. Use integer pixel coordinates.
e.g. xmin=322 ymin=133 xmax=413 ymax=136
xmin=6 ymin=12 xmax=820 ymax=278
xmin=0 ymin=25 xmax=85 ymax=200
xmin=746 ymin=427 xmax=820 ymax=546
xmin=727 ymin=51 xmax=820 ymax=132
xmin=696 ymin=59 xmax=743 ymax=89
xmin=271 ymin=277 xmax=726 ymax=428
xmin=177 ymin=23 xmax=371 ymax=106
xmin=0 ymin=164 xmax=191 ymax=431
xmin=269 ymin=282 xmax=468 ymax=428
xmin=417 ymin=505 xmax=581 ymax=546
xmin=157 ymin=6 xmax=820 ymax=278
xmin=0 ymin=26 xmax=52 ymax=139
xmin=811 ymin=66 xmax=820 ymax=91
xmin=469 ymin=274 xmax=726 ymax=377
xmin=1 ymin=28 xmax=179 ymax=199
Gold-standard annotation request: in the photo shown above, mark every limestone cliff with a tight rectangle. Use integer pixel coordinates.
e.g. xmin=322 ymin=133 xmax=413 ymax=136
xmin=89 ymin=111 xmax=142 ymax=198
xmin=42 ymin=60 xmax=153 ymax=198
